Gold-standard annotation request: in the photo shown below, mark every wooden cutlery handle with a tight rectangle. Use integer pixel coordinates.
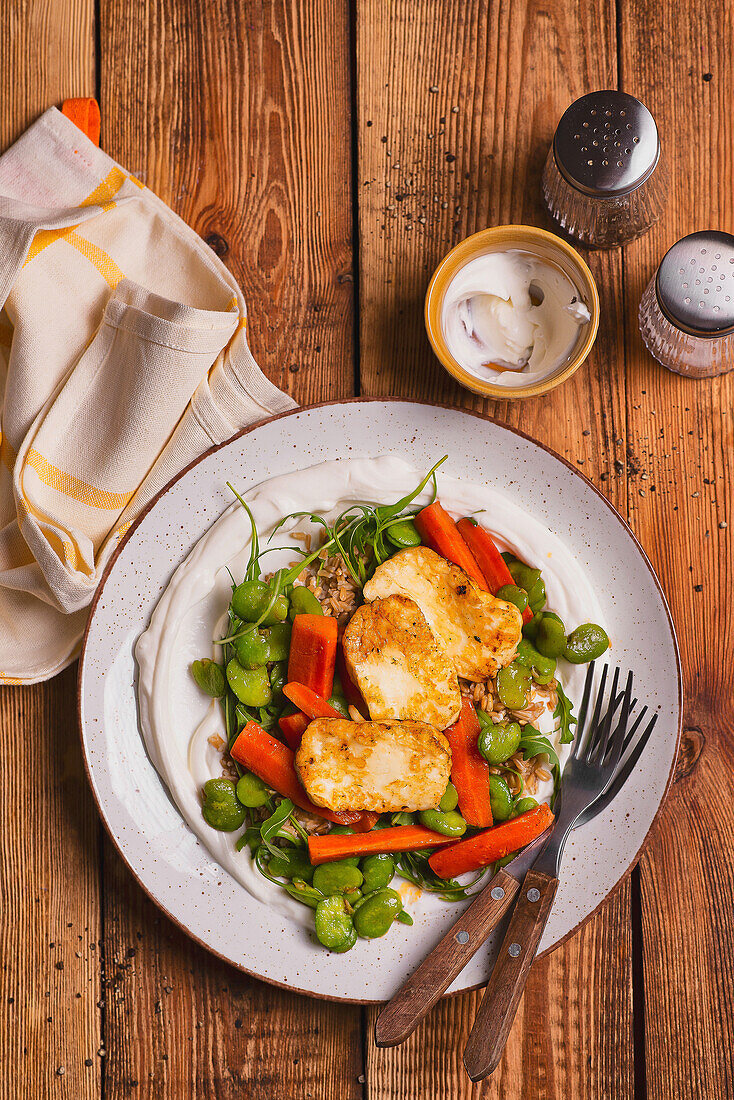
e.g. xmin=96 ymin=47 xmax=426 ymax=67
xmin=374 ymin=868 xmax=520 ymax=1047
xmin=462 ymin=869 xmax=559 ymax=1081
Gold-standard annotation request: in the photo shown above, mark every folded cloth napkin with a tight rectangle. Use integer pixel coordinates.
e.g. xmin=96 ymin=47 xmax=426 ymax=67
xmin=0 ymin=107 xmax=296 ymax=684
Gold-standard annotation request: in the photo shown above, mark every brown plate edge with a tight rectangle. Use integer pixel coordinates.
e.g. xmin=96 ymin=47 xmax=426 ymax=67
xmin=76 ymin=396 xmax=683 ymax=1005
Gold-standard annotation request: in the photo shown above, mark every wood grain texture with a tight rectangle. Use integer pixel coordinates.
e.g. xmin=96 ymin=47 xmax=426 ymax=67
xmin=357 ymin=2 xmax=634 ymax=1097
xmin=618 ymin=2 xmax=734 ymax=1097
xmin=0 ymin=668 xmax=102 ymax=1100
xmin=0 ymin=5 xmax=100 ymax=1099
xmin=96 ymin=2 xmax=360 ymax=1097
xmin=100 ymin=0 xmax=355 ymax=406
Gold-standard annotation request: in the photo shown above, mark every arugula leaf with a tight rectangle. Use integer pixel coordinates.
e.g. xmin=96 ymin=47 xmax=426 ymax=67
xmin=554 ymin=683 xmax=577 ymax=745
xmin=259 ymin=799 xmax=296 ymax=857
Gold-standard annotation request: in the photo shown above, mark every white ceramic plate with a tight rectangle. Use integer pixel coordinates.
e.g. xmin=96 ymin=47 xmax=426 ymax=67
xmin=78 ymin=400 xmax=681 ymax=1003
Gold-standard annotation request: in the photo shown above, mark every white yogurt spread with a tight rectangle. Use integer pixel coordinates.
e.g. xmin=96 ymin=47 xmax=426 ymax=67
xmin=441 ymin=249 xmax=590 ymax=388
xmin=135 ymin=456 xmax=604 ymax=926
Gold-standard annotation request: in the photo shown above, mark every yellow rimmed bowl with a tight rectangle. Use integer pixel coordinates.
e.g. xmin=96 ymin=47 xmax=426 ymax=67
xmin=425 ymin=225 xmax=600 ymax=399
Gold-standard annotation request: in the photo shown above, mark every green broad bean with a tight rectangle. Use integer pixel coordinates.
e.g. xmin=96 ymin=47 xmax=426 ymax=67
xmin=289 ymin=585 xmax=323 ymax=619
xmin=489 ymin=775 xmax=513 ymax=822
xmin=527 ymin=576 xmax=547 ymax=614
xmin=501 ymin=551 xmax=518 ymax=567
xmin=269 ymin=660 xmax=288 ymax=697
xmin=564 ymin=623 xmax=610 ymax=664
xmin=283 ymin=879 xmax=324 ymax=909
xmin=265 ymin=623 xmax=292 ymax=663
xmin=418 ymin=809 xmax=467 ymax=837
xmin=226 ymin=659 xmax=272 ymax=707
xmin=477 ymin=719 xmax=522 ymax=766
xmin=496 ymin=584 xmax=529 ymax=613
xmin=511 ymin=796 xmax=538 ymax=818
xmin=353 ymin=887 xmax=403 ymax=939
xmin=534 ymin=612 xmax=566 ymax=659
xmin=386 ymin=519 xmax=422 ymax=549
xmin=508 ymin=561 xmax=541 ymax=593
xmin=191 ymin=658 xmax=226 ymax=698
xmin=235 ymin=771 xmax=271 ymax=808
xmin=391 ymin=812 xmax=415 ymax=826
xmin=396 ymin=911 xmax=414 ymax=926
xmin=201 ymin=778 xmax=247 ymax=832
xmin=328 ymin=824 xmax=355 ymax=836
xmin=438 ymin=782 xmax=459 ymax=812
xmin=361 ymin=854 xmax=395 ymax=892
xmin=522 ymin=613 xmax=541 ymax=641
xmin=495 ymin=852 xmax=517 ymax=868
xmin=515 ymin=639 xmax=557 ymax=683
xmin=268 ymin=848 xmax=314 ymax=881
xmin=260 ymin=595 xmax=290 ymax=625
xmin=231 ymin=579 xmax=290 ymax=625
xmin=327 ymin=694 xmax=350 ymax=719
xmin=234 ymin=628 xmax=270 ymax=669
xmin=496 ymin=663 xmax=531 ymax=710
xmin=312 ymin=860 xmax=364 ymax=896
xmin=314 ymin=895 xmax=355 ymax=950
xmin=330 ymin=925 xmax=358 ymax=952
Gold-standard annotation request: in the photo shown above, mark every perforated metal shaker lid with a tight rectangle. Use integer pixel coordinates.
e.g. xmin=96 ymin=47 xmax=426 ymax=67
xmin=655 ymin=231 xmax=734 ymax=337
xmin=553 ymin=91 xmax=660 ymax=197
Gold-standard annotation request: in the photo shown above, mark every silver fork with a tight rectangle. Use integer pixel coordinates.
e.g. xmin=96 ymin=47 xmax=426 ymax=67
xmin=462 ymin=663 xmax=635 ymax=1081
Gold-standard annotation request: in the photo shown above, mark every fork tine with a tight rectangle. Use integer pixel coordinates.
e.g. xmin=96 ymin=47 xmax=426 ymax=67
xmin=584 ymin=663 xmax=610 ymax=763
xmin=620 ymin=703 xmax=648 ymax=756
xmin=591 ymin=666 xmax=621 ymax=765
xmin=606 ymin=670 xmax=634 ymax=772
xmin=571 ymin=662 xmax=596 ymax=759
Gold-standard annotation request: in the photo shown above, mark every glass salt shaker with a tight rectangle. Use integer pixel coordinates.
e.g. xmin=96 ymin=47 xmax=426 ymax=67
xmin=542 ymin=90 xmax=666 ymax=248
xmin=639 ymin=231 xmax=734 ymax=377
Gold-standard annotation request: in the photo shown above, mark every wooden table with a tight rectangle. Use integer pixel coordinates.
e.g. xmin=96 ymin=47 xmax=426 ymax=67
xmin=1 ymin=2 xmax=731 ymax=1097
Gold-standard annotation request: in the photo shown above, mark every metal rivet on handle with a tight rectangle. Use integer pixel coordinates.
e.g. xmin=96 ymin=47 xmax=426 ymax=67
xmin=491 ymin=886 xmax=505 ymax=900
xmin=456 ymin=930 xmax=469 ymax=945
xmin=527 ymin=888 xmax=541 ymax=902
xmin=509 ymin=943 xmax=521 ymax=958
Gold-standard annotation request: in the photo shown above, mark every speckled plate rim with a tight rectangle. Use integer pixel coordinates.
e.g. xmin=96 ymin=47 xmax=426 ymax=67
xmin=77 ymin=398 xmax=681 ymax=1003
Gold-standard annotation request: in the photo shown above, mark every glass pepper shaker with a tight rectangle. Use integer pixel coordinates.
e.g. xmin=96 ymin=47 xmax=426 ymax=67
xmin=639 ymin=230 xmax=734 ymax=377
xmin=542 ymin=90 xmax=666 ymax=248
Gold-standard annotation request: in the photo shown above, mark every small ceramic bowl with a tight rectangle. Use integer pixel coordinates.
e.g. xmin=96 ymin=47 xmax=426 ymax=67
xmin=425 ymin=225 xmax=600 ymax=399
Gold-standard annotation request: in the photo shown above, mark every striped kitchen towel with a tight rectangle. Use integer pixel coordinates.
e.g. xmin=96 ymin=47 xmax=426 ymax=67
xmin=0 ymin=106 xmax=296 ymax=684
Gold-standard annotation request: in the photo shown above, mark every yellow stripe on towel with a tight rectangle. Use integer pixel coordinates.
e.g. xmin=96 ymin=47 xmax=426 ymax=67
xmin=65 ymin=233 xmax=124 ymax=288
xmin=25 ymin=448 xmax=133 ymax=511
xmin=79 ymin=166 xmax=126 ymax=209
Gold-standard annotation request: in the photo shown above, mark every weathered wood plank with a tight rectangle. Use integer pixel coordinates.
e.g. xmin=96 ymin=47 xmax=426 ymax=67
xmin=97 ymin=2 xmax=360 ymax=1096
xmin=101 ymin=0 xmax=354 ymax=406
xmin=0 ymin=3 xmax=100 ymax=1097
xmin=618 ymin=2 xmax=734 ymax=1096
xmin=357 ymin=1 xmax=634 ymax=1097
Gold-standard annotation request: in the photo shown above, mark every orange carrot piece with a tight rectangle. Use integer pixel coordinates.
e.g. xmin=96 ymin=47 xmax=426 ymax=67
xmin=414 ymin=501 xmax=488 ymax=590
xmin=444 ymin=696 xmax=493 ymax=828
xmin=287 ymin=614 xmax=338 ymax=697
xmin=457 ymin=518 xmax=533 ymax=624
xmin=230 ymin=721 xmax=360 ymax=825
xmin=282 ymin=681 xmax=342 ymax=720
xmin=61 ymin=97 xmax=101 ymax=145
xmin=278 ymin=711 xmax=310 ymax=751
xmin=308 ymin=824 xmax=456 ymax=865
xmin=428 ymin=804 xmax=554 ymax=878
xmin=351 ymin=811 xmax=381 ymax=834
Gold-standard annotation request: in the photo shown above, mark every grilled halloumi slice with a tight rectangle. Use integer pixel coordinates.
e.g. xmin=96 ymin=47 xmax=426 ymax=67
xmin=363 ymin=546 xmax=522 ymax=681
xmin=342 ymin=594 xmax=461 ymax=728
xmin=295 ymin=718 xmax=451 ymax=812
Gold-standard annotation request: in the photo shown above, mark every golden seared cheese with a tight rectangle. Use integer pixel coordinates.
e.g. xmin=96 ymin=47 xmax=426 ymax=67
xmin=295 ymin=718 xmax=451 ymax=812
xmin=342 ymin=594 xmax=461 ymax=728
xmin=363 ymin=546 xmax=522 ymax=681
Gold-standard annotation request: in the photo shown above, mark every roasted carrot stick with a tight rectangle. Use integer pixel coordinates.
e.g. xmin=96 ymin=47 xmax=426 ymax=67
xmin=278 ymin=711 xmax=310 ymax=751
xmin=456 ymin=518 xmax=533 ymax=624
xmin=282 ymin=681 xmax=343 ymax=719
xmin=428 ymin=803 xmax=554 ymax=878
xmin=414 ymin=501 xmax=488 ymax=590
xmin=287 ymin=614 xmax=338 ymax=697
xmin=308 ymin=824 xmax=456 ymax=865
xmin=230 ymin=721 xmax=361 ymax=825
xmin=444 ymin=696 xmax=493 ymax=828
xmin=61 ymin=97 xmax=101 ymax=145
xmin=351 ymin=812 xmax=381 ymax=834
